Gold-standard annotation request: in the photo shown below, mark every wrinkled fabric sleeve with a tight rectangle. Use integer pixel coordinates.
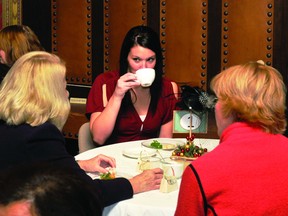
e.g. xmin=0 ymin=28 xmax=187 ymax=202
xmin=27 ymin=123 xmax=133 ymax=207
xmin=94 ymin=177 xmax=133 ymax=206
xmin=86 ymin=71 xmax=119 ymax=118
xmin=86 ymin=75 xmax=105 ymax=116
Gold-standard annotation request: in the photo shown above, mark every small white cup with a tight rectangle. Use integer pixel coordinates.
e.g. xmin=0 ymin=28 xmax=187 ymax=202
xmin=135 ymin=68 xmax=155 ymax=87
xmin=161 ymin=157 xmax=184 ymax=179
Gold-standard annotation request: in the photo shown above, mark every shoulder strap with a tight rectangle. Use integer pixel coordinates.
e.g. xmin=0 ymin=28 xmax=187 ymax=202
xmin=102 ymin=84 xmax=108 ymax=107
xmin=170 ymin=81 xmax=179 ymax=99
xmin=189 ymin=164 xmax=217 ymax=216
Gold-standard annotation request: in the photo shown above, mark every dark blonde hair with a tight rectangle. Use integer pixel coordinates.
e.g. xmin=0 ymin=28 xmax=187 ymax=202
xmin=0 ymin=51 xmax=70 ymax=130
xmin=210 ymin=61 xmax=287 ymax=134
xmin=0 ymin=25 xmax=44 ymax=66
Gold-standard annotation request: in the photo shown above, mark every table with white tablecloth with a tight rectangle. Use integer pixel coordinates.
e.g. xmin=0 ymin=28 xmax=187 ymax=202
xmin=75 ymin=138 xmax=219 ymax=216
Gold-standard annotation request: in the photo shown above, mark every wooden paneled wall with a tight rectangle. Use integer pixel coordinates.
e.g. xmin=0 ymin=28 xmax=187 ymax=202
xmin=160 ymin=0 xmax=209 ymax=88
xmin=103 ymin=1 xmax=147 ymax=72
xmin=21 ymin=0 xmax=288 ymax=141
xmin=220 ymin=0 xmax=274 ymax=68
xmin=51 ymin=0 xmax=93 ymax=85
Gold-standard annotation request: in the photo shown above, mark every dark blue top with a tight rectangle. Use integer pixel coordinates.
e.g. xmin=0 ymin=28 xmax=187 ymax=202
xmin=0 ymin=120 xmax=133 ymax=207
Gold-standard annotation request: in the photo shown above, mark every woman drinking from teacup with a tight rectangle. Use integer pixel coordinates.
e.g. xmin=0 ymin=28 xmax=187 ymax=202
xmin=87 ymin=25 xmax=179 ymax=146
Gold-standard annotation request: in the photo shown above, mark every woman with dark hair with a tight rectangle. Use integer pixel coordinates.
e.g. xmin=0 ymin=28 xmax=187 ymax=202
xmin=87 ymin=25 xmax=178 ymax=146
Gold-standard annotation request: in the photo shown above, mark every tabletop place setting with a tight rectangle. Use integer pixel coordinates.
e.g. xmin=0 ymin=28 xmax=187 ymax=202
xmin=75 ymin=96 xmax=219 ymax=215
xmin=75 ymin=93 xmax=219 ymax=214
xmin=75 ymin=136 xmax=219 ymax=216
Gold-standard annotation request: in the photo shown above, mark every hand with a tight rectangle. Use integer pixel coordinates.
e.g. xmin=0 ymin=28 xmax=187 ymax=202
xmin=77 ymin=154 xmax=116 ymax=173
xmin=113 ymin=72 xmax=140 ymax=98
xmin=129 ymin=168 xmax=163 ymax=194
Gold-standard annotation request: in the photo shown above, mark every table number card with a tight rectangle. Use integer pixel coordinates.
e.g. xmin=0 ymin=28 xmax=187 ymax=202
xmin=173 ymin=110 xmax=208 ymax=133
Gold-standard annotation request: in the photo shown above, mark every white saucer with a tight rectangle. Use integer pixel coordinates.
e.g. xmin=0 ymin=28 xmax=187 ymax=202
xmin=122 ymin=147 xmax=157 ymax=159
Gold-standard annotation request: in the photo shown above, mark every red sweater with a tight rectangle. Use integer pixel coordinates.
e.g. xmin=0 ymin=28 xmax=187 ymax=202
xmin=175 ymin=122 xmax=288 ymax=216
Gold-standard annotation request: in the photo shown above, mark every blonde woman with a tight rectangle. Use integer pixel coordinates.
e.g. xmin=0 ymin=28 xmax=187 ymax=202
xmin=176 ymin=61 xmax=288 ymax=215
xmin=0 ymin=51 xmax=163 ymax=210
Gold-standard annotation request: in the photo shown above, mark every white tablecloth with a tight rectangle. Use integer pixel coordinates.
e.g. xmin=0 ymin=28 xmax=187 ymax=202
xmin=75 ymin=138 xmax=219 ymax=216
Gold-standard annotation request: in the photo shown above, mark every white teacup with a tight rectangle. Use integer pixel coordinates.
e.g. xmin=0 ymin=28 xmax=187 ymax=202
xmin=135 ymin=68 xmax=155 ymax=87
xmin=161 ymin=157 xmax=185 ymax=179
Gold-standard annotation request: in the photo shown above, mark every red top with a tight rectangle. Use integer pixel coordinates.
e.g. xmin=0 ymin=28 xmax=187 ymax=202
xmin=175 ymin=122 xmax=288 ymax=216
xmin=86 ymin=71 xmax=178 ymax=145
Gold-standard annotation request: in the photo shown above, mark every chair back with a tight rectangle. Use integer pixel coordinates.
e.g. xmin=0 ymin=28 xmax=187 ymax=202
xmin=78 ymin=122 xmax=95 ymax=153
